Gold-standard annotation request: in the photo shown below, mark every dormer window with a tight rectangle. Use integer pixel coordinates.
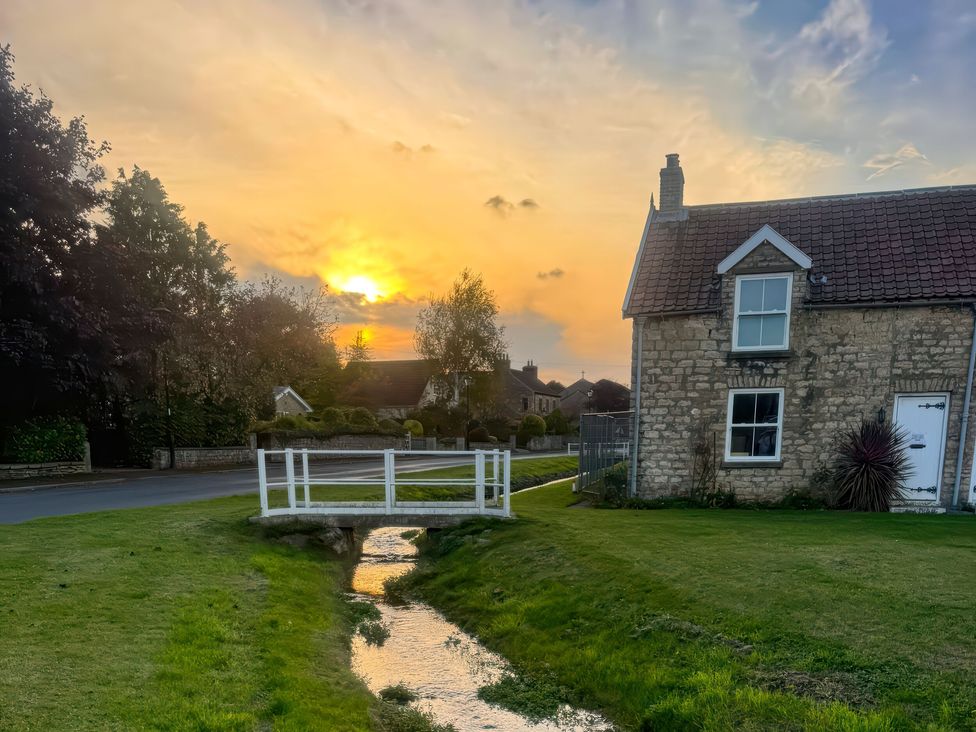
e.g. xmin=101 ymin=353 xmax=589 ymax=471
xmin=732 ymin=273 xmax=792 ymax=351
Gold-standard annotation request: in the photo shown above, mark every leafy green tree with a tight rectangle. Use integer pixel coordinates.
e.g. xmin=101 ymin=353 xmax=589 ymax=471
xmin=226 ymin=277 xmax=340 ymax=416
xmin=544 ymin=408 xmax=570 ymax=435
xmin=0 ymin=45 xmax=109 ymax=423
xmin=414 ymin=269 xmax=506 ymax=405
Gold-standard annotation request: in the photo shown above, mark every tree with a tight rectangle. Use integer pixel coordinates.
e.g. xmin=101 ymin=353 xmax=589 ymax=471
xmin=0 ymin=45 xmax=109 ymax=424
xmin=343 ymin=330 xmax=372 ymax=363
xmin=414 ymin=269 xmax=506 ymax=405
xmin=226 ymin=277 xmax=340 ymax=415
xmin=590 ymin=379 xmax=631 ymax=413
xmin=93 ymin=167 xmax=237 ymax=398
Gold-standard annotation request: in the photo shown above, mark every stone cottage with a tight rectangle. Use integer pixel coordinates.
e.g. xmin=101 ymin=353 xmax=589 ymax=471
xmin=273 ymin=386 xmax=313 ymax=416
xmin=624 ymin=153 xmax=976 ymax=509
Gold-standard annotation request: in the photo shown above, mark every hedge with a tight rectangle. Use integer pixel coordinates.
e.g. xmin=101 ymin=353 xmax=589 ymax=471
xmin=6 ymin=417 xmax=87 ymax=463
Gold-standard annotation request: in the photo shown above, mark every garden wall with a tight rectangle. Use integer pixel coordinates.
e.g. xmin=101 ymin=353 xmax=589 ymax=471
xmin=526 ymin=435 xmax=565 ymax=451
xmin=0 ymin=442 xmax=92 ymax=480
xmin=152 ymin=446 xmax=255 ymax=470
xmin=258 ymin=433 xmax=409 ymax=461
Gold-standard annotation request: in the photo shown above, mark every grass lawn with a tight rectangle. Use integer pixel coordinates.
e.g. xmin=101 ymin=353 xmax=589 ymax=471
xmin=267 ymin=454 xmax=578 ymax=505
xmin=0 ymin=455 xmax=576 ymax=731
xmin=0 ymin=495 xmax=376 ymax=731
xmin=403 ymin=481 xmax=976 ymax=730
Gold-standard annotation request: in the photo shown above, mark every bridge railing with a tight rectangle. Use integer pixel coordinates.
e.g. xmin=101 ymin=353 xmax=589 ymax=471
xmin=257 ymin=448 xmax=511 ymax=519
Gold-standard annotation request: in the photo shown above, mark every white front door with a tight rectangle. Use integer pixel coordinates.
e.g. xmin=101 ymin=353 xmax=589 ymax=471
xmin=893 ymin=393 xmax=949 ymax=502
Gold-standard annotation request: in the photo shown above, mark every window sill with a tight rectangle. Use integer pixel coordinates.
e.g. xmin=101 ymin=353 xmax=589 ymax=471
xmin=720 ymin=460 xmax=783 ymax=469
xmin=726 ymin=349 xmax=794 ymax=361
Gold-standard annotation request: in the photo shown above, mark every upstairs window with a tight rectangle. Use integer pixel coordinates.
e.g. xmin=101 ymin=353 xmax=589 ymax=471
xmin=733 ymin=273 xmax=792 ymax=351
xmin=726 ymin=389 xmax=783 ymax=461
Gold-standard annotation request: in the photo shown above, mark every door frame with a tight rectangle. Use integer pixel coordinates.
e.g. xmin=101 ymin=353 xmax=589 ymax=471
xmin=892 ymin=392 xmax=950 ymax=503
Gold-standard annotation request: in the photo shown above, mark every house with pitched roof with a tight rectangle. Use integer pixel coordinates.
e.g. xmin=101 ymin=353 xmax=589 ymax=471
xmin=273 ymin=386 xmax=313 ymax=416
xmin=341 ymin=358 xmax=561 ymax=419
xmin=341 ymin=360 xmax=441 ymax=418
xmin=504 ymin=360 xmax=562 ymax=416
xmin=624 ymin=153 xmax=976 ymax=510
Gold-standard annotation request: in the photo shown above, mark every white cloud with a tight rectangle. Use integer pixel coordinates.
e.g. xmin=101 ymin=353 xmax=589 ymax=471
xmin=863 ymin=143 xmax=929 ymax=180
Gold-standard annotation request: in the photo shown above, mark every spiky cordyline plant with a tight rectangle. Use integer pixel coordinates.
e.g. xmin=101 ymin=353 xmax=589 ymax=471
xmin=833 ymin=419 xmax=910 ymax=512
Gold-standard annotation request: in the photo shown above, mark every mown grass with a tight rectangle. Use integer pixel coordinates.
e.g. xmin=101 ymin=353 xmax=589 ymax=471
xmin=267 ymin=454 xmax=578 ymax=505
xmin=403 ymin=481 xmax=976 ymax=730
xmin=0 ymin=496 xmax=376 ymax=731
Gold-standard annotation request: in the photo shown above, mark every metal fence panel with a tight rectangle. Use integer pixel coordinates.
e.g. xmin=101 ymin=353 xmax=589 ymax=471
xmin=577 ymin=411 xmax=633 ymax=496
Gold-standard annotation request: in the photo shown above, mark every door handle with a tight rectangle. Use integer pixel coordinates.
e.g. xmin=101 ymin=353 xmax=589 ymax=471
xmin=909 ymin=444 xmax=925 ymax=449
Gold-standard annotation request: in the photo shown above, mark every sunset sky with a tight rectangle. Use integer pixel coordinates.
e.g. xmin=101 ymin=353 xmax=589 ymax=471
xmin=4 ymin=0 xmax=976 ymax=384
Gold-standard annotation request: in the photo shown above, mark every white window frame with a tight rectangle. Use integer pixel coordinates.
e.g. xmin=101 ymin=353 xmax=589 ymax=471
xmin=725 ymin=387 xmax=785 ymax=462
xmin=731 ymin=272 xmax=793 ymax=352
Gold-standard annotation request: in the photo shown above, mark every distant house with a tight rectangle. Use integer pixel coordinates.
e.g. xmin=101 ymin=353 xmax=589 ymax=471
xmin=560 ymin=378 xmax=630 ymax=419
xmin=273 ymin=386 xmax=313 ymax=416
xmin=342 ymin=360 xmax=441 ymax=418
xmin=341 ymin=357 xmax=561 ymax=419
xmin=559 ymin=378 xmax=594 ymax=419
xmin=504 ymin=360 xmax=562 ymax=416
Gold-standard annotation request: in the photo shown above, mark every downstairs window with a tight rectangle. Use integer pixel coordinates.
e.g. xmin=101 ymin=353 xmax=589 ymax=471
xmin=725 ymin=389 xmax=783 ymax=462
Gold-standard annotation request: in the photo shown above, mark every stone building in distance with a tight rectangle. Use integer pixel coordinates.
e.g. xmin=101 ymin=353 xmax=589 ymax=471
xmin=624 ymin=153 xmax=976 ymax=509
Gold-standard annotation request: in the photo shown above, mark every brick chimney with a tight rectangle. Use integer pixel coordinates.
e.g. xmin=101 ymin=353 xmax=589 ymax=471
xmin=522 ymin=360 xmax=538 ymax=381
xmin=659 ymin=153 xmax=684 ymax=212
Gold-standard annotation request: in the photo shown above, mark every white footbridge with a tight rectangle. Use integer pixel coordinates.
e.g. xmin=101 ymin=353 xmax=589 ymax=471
xmin=255 ymin=448 xmax=512 ymax=528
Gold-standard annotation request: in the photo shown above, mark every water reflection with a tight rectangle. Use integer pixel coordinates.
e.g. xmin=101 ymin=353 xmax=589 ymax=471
xmin=349 ymin=527 xmax=613 ymax=731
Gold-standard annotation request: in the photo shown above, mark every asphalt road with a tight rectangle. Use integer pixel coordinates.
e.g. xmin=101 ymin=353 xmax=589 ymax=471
xmin=0 ymin=453 xmax=549 ymax=525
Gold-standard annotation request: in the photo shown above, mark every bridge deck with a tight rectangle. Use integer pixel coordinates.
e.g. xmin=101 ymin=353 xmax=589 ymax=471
xmin=250 ymin=510 xmax=511 ymax=530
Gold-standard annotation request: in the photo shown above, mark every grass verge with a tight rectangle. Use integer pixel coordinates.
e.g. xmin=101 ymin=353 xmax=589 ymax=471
xmin=0 ymin=495 xmax=376 ymax=731
xmin=402 ymin=480 xmax=976 ymax=730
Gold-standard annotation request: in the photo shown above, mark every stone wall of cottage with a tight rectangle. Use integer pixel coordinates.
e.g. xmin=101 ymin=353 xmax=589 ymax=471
xmin=635 ymin=242 xmax=976 ymax=506
xmin=275 ymin=392 xmax=309 ymax=416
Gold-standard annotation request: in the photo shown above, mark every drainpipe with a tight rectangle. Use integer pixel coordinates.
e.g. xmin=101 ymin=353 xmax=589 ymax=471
xmin=629 ymin=317 xmax=645 ymax=498
xmin=950 ymin=304 xmax=976 ymax=509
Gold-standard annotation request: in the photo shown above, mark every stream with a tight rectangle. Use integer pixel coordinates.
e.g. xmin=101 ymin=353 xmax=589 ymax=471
xmin=349 ymin=527 xmax=614 ymax=731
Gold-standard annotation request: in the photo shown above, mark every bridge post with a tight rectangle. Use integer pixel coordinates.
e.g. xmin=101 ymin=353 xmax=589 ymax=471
xmin=257 ymin=449 xmax=268 ymax=516
xmin=475 ymin=450 xmax=486 ymax=513
xmin=492 ymin=451 xmax=500 ymax=505
xmin=503 ymin=449 xmax=512 ymax=517
xmin=384 ymin=449 xmax=395 ymax=514
xmin=285 ymin=448 xmax=296 ymax=510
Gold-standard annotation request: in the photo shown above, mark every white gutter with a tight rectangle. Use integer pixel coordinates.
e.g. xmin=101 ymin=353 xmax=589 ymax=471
xmin=950 ymin=304 xmax=976 ymax=508
xmin=628 ymin=316 xmax=644 ymax=498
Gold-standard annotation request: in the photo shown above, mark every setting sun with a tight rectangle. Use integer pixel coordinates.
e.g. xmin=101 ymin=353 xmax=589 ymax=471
xmin=334 ymin=274 xmax=384 ymax=303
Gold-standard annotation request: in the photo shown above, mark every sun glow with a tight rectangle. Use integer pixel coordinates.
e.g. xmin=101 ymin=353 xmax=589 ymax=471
xmin=334 ymin=274 xmax=385 ymax=302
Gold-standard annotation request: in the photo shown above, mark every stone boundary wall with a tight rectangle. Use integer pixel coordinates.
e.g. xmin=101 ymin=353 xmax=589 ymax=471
xmin=258 ymin=433 xmax=409 ymax=461
xmin=527 ymin=434 xmax=565 ymax=451
xmin=0 ymin=442 xmax=92 ymax=481
xmin=152 ymin=446 xmax=254 ymax=470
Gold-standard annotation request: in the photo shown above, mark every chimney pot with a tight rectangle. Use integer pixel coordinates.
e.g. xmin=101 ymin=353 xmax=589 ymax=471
xmin=659 ymin=153 xmax=684 ymax=212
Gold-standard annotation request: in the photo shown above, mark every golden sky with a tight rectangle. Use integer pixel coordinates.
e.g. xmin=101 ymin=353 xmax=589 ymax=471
xmin=4 ymin=0 xmax=975 ymax=384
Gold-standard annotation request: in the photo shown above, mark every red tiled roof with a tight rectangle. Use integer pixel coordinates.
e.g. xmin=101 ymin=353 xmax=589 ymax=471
xmin=624 ymin=186 xmax=976 ymax=316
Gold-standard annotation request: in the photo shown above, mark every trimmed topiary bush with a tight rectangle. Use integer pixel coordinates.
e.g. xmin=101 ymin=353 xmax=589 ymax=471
xmin=833 ymin=419 xmax=909 ymax=512
xmin=318 ymin=407 xmax=346 ymax=428
xmin=378 ymin=418 xmax=402 ymax=432
xmin=344 ymin=407 xmax=379 ymax=428
xmin=402 ymin=419 xmax=423 ymax=437
xmin=467 ymin=426 xmax=491 ymax=443
xmin=6 ymin=417 xmax=87 ymax=463
xmin=544 ymin=408 xmax=569 ymax=435
xmin=519 ymin=414 xmax=546 ymax=438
